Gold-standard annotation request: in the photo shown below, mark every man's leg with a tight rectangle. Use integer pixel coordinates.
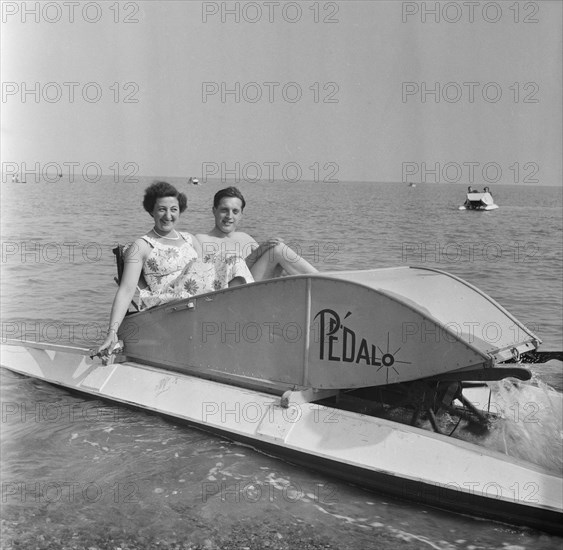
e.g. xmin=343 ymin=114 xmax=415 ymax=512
xmin=251 ymin=243 xmax=317 ymax=281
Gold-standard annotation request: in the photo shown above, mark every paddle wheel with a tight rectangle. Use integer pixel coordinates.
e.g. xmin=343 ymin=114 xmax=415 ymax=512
xmin=309 ymin=350 xmax=562 ymax=436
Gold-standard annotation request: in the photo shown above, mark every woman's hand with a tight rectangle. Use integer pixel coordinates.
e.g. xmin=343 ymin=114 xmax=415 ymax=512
xmin=96 ymin=329 xmax=119 ymax=356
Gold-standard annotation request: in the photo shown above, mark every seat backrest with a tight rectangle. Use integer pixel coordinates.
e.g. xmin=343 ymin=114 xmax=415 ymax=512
xmin=112 ymin=245 xmax=148 ymax=288
xmin=112 ymin=245 xmax=147 ymax=311
xmin=112 ymin=245 xmax=126 ymax=285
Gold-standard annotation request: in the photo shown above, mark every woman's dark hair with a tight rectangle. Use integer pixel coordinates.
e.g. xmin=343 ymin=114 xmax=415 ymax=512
xmin=213 ymin=187 xmax=246 ymax=210
xmin=143 ymin=181 xmax=187 ymax=213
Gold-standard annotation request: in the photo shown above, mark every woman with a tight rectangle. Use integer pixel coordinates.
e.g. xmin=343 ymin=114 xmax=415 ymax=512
xmin=97 ymin=181 xmax=253 ymax=354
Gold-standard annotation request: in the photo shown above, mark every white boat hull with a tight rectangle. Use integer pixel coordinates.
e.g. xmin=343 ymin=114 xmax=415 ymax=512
xmin=458 ymin=204 xmax=498 ymax=212
xmin=459 ymin=204 xmax=499 ymax=211
xmin=1 ymin=341 xmax=561 ymax=534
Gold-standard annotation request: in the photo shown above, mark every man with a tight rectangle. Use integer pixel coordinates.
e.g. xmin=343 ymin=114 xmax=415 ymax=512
xmin=195 ymin=187 xmax=317 ymax=281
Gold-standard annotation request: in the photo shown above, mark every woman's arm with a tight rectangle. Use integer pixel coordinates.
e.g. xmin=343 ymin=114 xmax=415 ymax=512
xmin=97 ymin=239 xmax=149 ymax=353
xmin=190 ymin=234 xmax=204 ymax=258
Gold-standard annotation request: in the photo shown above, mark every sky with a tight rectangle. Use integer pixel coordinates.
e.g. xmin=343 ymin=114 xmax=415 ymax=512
xmin=1 ymin=0 xmax=562 ymax=185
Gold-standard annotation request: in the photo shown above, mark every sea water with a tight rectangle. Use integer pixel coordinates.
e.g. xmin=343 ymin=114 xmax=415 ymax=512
xmin=481 ymin=375 xmax=563 ymax=474
xmin=1 ymin=178 xmax=562 ymax=549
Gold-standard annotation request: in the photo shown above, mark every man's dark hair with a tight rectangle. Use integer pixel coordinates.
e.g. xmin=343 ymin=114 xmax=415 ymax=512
xmin=213 ymin=187 xmax=246 ymax=210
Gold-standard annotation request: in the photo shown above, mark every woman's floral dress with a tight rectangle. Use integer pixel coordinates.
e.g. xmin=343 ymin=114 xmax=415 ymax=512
xmin=138 ymin=232 xmax=253 ymax=308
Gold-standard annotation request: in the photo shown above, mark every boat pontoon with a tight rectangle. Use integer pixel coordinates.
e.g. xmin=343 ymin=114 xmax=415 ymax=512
xmin=1 ymin=266 xmax=561 ymax=533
